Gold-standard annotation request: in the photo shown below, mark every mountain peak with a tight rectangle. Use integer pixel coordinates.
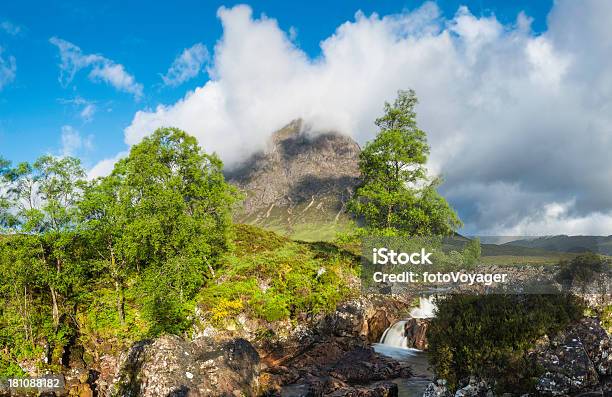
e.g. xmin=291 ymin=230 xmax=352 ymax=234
xmin=226 ymin=121 xmax=360 ymax=240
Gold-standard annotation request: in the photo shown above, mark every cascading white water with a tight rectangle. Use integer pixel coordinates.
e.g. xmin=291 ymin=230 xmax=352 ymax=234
xmin=409 ymin=295 xmax=437 ymax=319
xmin=374 ymin=295 xmax=438 ymax=396
xmin=374 ymin=319 xmax=427 ymax=372
xmin=379 ymin=320 xmax=409 ymax=348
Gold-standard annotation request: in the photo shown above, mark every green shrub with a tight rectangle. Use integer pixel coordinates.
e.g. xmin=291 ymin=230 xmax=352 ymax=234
xmin=198 ymin=225 xmax=358 ymax=326
xmin=601 ymin=305 xmax=612 ymax=334
xmin=428 ymin=294 xmax=583 ymax=393
xmin=557 ymin=252 xmax=608 ymax=287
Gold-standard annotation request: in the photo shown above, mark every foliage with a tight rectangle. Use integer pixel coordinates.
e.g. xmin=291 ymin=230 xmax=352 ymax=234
xmin=428 ymin=294 xmax=584 ymax=393
xmin=461 ymin=238 xmax=481 ymax=269
xmin=601 ymin=305 xmax=612 ymax=334
xmin=199 ymin=224 xmax=359 ymax=326
xmin=557 ymin=252 xmax=608 ymax=287
xmin=0 ymin=127 xmax=241 ymax=374
xmin=347 ymin=90 xmax=461 ymax=236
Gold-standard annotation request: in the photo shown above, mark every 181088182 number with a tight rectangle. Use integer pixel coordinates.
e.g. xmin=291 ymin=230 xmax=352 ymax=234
xmin=3 ymin=376 xmax=64 ymax=391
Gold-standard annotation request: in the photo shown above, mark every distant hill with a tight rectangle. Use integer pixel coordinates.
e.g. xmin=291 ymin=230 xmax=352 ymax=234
xmin=443 ymin=234 xmax=568 ymax=262
xmin=503 ymin=235 xmax=612 ymax=255
xmin=225 ymin=120 xmax=360 ymax=241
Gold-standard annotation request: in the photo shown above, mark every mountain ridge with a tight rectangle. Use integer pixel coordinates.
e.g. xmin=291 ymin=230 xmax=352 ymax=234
xmin=225 ymin=120 xmax=360 ymax=240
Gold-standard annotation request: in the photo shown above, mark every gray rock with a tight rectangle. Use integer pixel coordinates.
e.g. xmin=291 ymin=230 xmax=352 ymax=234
xmin=453 ymin=377 xmax=493 ymax=397
xmin=535 ymin=317 xmax=611 ymax=396
xmin=423 ymin=380 xmax=452 ymax=397
xmin=110 ymin=335 xmax=260 ymax=397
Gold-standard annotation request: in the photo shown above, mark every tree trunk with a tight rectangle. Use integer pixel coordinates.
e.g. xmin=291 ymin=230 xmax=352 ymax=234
xmin=50 ymin=286 xmax=59 ymax=329
xmin=111 ymin=251 xmax=125 ymax=325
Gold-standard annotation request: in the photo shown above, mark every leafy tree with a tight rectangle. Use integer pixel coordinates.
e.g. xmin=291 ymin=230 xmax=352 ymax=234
xmin=462 ymin=238 xmax=481 ymax=269
xmin=0 ymin=157 xmax=18 ymax=230
xmin=3 ymin=155 xmax=87 ymax=328
xmin=348 ymin=90 xmax=461 ymax=236
xmin=79 ymin=174 xmax=129 ymax=324
xmin=81 ymin=127 xmax=240 ymax=335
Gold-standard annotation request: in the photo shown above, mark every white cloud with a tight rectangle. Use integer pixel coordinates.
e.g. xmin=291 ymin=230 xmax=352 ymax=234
xmin=117 ymin=1 xmax=612 ymax=235
xmin=59 ymin=96 xmax=97 ymax=122
xmin=492 ymin=200 xmax=612 ymax=236
xmin=0 ymin=21 xmax=21 ymax=36
xmin=87 ymin=151 xmax=127 ymax=179
xmin=80 ymin=103 xmax=96 ymax=122
xmin=161 ymin=43 xmax=209 ymax=87
xmin=0 ymin=47 xmax=16 ymax=90
xmin=60 ymin=125 xmax=93 ymax=157
xmin=50 ymin=37 xmax=143 ymax=99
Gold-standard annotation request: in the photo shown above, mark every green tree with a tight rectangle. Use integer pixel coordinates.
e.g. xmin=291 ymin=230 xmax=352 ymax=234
xmin=348 ymin=90 xmax=461 ymax=236
xmin=4 ymin=155 xmax=87 ymax=328
xmin=1 ymin=157 xmax=18 ymax=230
xmin=79 ymin=174 xmax=129 ymax=325
xmin=428 ymin=294 xmax=583 ymax=393
xmin=81 ymin=127 xmax=240 ymax=335
xmin=557 ymin=252 xmax=608 ymax=290
xmin=462 ymin=238 xmax=481 ymax=269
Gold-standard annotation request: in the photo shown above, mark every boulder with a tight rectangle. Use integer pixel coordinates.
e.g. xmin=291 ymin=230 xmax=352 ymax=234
xmin=403 ymin=318 xmax=430 ymax=350
xmin=453 ymin=377 xmax=493 ymax=397
xmin=422 ymin=379 xmax=452 ymax=397
xmin=535 ymin=317 xmax=611 ymax=396
xmin=111 ymin=335 xmax=260 ymax=397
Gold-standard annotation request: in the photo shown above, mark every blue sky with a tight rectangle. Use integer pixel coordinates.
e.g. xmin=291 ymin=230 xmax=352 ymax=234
xmin=1 ymin=0 xmax=552 ymax=168
xmin=5 ymin=0 xmax=612 ymax=235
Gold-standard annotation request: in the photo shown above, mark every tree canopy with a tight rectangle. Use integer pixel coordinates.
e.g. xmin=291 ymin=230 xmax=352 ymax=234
xmin=348 ymin=90 xmax=462 ymax=236
xmin=0 ymin=128 xmax=241 ymax=373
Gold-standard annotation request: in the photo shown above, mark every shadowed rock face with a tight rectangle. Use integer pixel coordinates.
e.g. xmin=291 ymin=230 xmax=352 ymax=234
xmin=225 ymin=120 xmax=360 ymax=239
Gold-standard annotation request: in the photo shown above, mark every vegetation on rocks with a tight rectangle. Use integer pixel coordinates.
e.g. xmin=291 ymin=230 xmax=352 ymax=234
xmin=0 ymin=128 xmax=240 ymax=376
xmin=199 ymin=224 xmax=359 ymax=326
xmin=0 ymin=128 xmax=364 ymax=379
xmin=428 ymin=294 xmax=584 ymax=394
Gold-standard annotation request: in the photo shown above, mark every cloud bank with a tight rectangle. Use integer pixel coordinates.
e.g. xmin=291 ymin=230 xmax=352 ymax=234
xmin=50 ymin=37 xmax=143 ymax=99
xmin=121 ymin=1 xmax=612 ymax=235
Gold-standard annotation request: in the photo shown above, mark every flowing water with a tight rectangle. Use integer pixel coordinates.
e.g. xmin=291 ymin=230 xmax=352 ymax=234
xmin=409 ymin=295 xmax=437 ymax=319
xmin=283 ymin=297 xmax=436 ymax=396
xmin=372 ymin=296 xmax=437 ymax=396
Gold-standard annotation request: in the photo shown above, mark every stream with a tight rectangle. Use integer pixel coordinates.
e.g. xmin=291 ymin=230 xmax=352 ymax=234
xmin=372 ymin=296 xmax=437 ymax=396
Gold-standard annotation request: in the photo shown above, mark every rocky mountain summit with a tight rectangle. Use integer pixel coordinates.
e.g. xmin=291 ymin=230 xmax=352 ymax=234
xmin=226 ymin=120 xmax=360 ymax=240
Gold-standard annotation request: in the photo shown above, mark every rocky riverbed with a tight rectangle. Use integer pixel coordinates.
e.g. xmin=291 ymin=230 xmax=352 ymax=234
xmin=8 ymin=290 xmax=611 ymax=397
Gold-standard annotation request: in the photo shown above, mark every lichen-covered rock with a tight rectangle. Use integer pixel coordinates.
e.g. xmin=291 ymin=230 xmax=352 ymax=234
xmin=110 ymin=335 xmax=260 ymax=397
xmin=453 ymin=377 xmax=493 ymax=397
xmin=570 ymin=318 xmax=611 ymax=378
xmin=422 ymin=379 xmax=452 ymax=397
xmin=535 ymin=317 xmax=611 ymax=396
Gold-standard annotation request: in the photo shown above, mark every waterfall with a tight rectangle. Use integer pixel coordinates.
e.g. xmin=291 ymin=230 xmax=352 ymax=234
xmin=409 ymin=295 xmax=437 ymax=319
xmin=379 ymin=320 xmax=409 ymax=348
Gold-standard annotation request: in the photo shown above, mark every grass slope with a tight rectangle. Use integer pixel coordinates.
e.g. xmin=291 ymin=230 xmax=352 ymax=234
xmin=197 ymin=224 xmax=360 ymax=327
